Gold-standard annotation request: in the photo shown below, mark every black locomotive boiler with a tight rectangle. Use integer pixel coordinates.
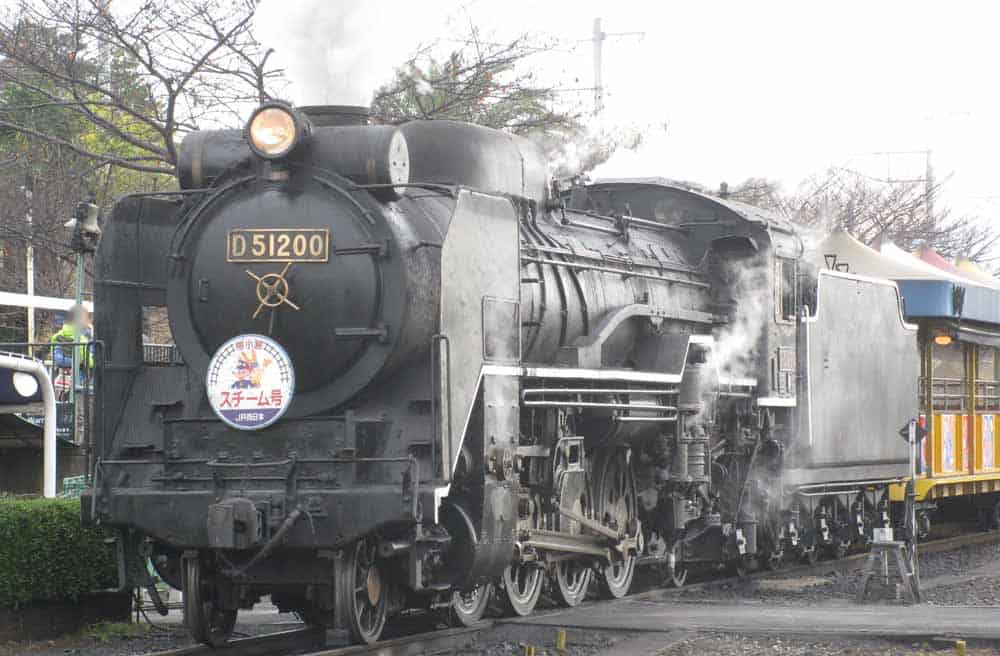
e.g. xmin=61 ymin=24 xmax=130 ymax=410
xmin=84 ymin=102 xmax=919 ymax=645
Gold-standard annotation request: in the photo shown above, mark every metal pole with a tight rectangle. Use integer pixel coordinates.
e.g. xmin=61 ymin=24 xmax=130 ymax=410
xmin=907 ymin=418 xmax=921 ymax=592
xmin=24 ymin=179 xmax=34 ymax=356
xmin=583 ymin=18 xmax=643 ymax=116
xmin=924 ymin=149 xmax=934 ymax=224
xmin=908 ymin=419 xmax=916 ymax=536
xmin=592 ymin=18 xmax=603 ymax=114
xmin=72 ymin=252 xmax=84 ymax=443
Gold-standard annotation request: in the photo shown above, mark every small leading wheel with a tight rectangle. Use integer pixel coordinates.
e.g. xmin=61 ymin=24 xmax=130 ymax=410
xmin=338 ymin=540 xmax=388 ymax=645
xmin=800 ymin=544 xmax=819 ymax=565
xmin=989 ymin=499 xmax=1000 ymax=532
xmin=182 ymin=555 xmax=236 ymax=647
xmin=731 ymin=554 xmax=752 ymax=578
xmin=798 ymin=532 xmax=819 ymax=565
xmin=502 ymin=563 xmax=544 ymax=616
xmin=916 ymin=510 xmax=932 ymax=540
xmin=829 ymin=537 xmax=851 ymax=560
xmin=665 ymin=541 xmax=688 ymax=588
xmin=553 ymin=560 xmax=592 ymax=607
xmin=449 ymin=582 xmax=493 ymax=626
xmin=595 ymin=450 xmax=638 ymax=598
xmin=760 ymin=540 xmax=785 ymax=571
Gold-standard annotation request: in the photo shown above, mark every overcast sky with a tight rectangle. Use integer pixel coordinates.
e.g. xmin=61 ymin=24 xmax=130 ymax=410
xmin=32 ymin=0 xmax=989 ymax=224
xmin=261 ymin=0 xmax=999 ymax=221
xmin=449 ymin=0 xmax=998 ymax=220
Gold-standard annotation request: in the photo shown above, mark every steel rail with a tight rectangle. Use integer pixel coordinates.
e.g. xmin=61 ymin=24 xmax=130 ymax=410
xmin=631 ymin=526 xmax=1000 ymax=601
xmin=142 ymin=627 xmax=325 ymax=656
xmin=140 ymin=623 xmax=488 ymax=656
xmin=309 ymin=624 xmax=488 ymax=656
xmin=139 ymin=530 xmax=996 ymax=656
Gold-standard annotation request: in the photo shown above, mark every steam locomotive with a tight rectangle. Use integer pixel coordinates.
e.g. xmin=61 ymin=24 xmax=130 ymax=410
xmin=83 ymin=102 xmax=918 ymax=645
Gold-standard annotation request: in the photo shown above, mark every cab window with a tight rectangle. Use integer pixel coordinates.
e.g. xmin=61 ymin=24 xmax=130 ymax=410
xmin=777 ymin=258 xmax=797 ymax=322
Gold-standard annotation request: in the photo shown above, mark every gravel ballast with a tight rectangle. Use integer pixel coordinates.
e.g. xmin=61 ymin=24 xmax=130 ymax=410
xmin=670 ymin=537 xmax=1000 ymax=605
xmin=658 ymin=633 xmax=994 ymax=656
xmin=5 ymin=535 xmax=1000 ymax=655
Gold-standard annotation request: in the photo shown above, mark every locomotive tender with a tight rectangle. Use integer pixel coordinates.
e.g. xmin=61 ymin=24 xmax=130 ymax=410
xmin=83 ymin=102 xmax=919 ymax=645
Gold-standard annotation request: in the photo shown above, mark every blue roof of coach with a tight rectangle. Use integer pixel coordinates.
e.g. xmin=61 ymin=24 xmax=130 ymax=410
xmin=896 ymin=278 xmax=1000 ymax=325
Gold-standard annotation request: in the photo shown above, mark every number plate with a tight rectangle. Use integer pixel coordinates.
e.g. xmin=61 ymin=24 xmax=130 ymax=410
xmin=227 ymin=228 xmax=329 ymax=263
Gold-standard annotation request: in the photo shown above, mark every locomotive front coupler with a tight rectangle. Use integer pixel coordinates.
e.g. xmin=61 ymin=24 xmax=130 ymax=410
xmin=218 ymin=509 xmax=303 ymax=578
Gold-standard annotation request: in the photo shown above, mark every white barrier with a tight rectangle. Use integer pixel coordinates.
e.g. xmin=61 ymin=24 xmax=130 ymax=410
xmin=0 ymin=353 xmax=56 ymax=497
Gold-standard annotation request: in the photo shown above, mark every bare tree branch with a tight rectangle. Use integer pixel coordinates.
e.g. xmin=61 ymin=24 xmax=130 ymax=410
xmin=728 ymin=171 xmax=1000 ymax=265
xmin=0 ymin=0 xmax=281 ymax=174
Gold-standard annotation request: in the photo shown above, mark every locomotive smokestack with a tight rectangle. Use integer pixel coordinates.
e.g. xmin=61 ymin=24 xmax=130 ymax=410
xmin=299 ymin=105 xmax=370 ymax=127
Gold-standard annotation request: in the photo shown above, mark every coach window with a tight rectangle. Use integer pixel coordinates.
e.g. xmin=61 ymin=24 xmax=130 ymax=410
xmin=931 ymin=339 xmax=967 ymax=412
xmin=977 ymin=346 xmax=1000 ymax=412
xmin=777 ymin=258 xmax=797 ymax=322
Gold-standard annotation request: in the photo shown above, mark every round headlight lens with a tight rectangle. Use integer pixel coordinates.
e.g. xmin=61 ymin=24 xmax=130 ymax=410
xmin=248 ymin=107 xmax=298 ymax=158
xmin=12 ymin=371 xmax=38 ymax=398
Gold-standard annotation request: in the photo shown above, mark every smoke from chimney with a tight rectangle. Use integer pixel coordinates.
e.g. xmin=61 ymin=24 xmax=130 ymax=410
xmin=255 ymin=1 xmax=443 ymax=108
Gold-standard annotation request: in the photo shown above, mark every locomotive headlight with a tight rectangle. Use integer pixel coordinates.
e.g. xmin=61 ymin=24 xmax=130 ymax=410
xmin=12 ymin=371 xmax=38 ymax=398
xmin=246 ymin=103 xmax=308 ymax=159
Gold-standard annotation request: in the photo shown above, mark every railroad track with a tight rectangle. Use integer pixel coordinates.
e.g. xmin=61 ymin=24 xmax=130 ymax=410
xmin=630 ymin=527 xmax=1000 ymax=600
xmin=143 ymin=529 xmax=1000 ymax=656
xmin=144 ymin=624 xmax=488 ymax=656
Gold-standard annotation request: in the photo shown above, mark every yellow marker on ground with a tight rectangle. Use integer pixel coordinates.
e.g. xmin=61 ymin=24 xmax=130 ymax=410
xmin=956 ymin=639 xmax=967 ymax=656
xmin=556 ymin=628 xmax=567 ymax=650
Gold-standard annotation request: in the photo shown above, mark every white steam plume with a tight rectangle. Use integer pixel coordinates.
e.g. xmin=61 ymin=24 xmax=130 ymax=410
xmin=705 ymin=256 xmax=770 ymax=392
xmin=254 ymin=1 xmax=444 ymax=107
xmin=532 ymin=119 xmax=659 ymax=182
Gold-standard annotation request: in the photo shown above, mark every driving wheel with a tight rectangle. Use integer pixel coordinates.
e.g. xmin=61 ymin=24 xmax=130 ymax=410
xmin=595 ymin=450 xmax=637 ymax=598
xmin=337 ymin=540 xmax=388 ymax=644
xmin=501 ymin=563 xmax=544 ymax=616
xmin=553 ymin=560 xmax=592 ymax=607
xmin=182 ymin=555 xmax=236 ymax=647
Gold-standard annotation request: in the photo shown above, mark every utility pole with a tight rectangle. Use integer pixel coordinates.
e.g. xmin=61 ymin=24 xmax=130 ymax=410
xmin=23 ymin=173 xmax=34 ymax=355
xmin=589 ymin=18 xmax=644 ymax=115
xmin=924 ymin=149 xmax=934 ymax=224
xmin=854 ymin=149 xmax=934 ymax=203
xmin=592 ymin=18 xmax=603 ymax=114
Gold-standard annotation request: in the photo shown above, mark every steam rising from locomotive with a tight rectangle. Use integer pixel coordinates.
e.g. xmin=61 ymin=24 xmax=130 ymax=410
xmin=84 ymin=99 xmax=920 ymax=646
xmin=254 ymin=0 xmax=440 ymax=106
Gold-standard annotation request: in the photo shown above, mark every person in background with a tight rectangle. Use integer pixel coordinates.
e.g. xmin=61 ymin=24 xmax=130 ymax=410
xmin=49 ymin=305 xmax=94 ymax=387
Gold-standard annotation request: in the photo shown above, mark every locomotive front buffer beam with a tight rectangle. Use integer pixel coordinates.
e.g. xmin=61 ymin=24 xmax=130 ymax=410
xmin=87 ymin=484 xmax=438 ymax=555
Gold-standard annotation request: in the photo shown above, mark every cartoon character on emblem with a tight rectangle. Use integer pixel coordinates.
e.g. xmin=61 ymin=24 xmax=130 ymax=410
xmin=231 ymin=350 xmax=271 ymax=389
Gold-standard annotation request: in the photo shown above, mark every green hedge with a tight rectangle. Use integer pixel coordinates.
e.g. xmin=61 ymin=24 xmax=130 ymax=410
xmin=0 ymin=498 xmax=117 ymax=608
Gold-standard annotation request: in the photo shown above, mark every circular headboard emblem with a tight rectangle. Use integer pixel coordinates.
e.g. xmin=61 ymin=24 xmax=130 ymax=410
xmin=206 ymin=334 xmax=295 ymax=430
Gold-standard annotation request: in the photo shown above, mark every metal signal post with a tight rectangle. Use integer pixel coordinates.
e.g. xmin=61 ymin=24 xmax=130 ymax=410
xmin=900 ymin=417 xmax=926 ymax=595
